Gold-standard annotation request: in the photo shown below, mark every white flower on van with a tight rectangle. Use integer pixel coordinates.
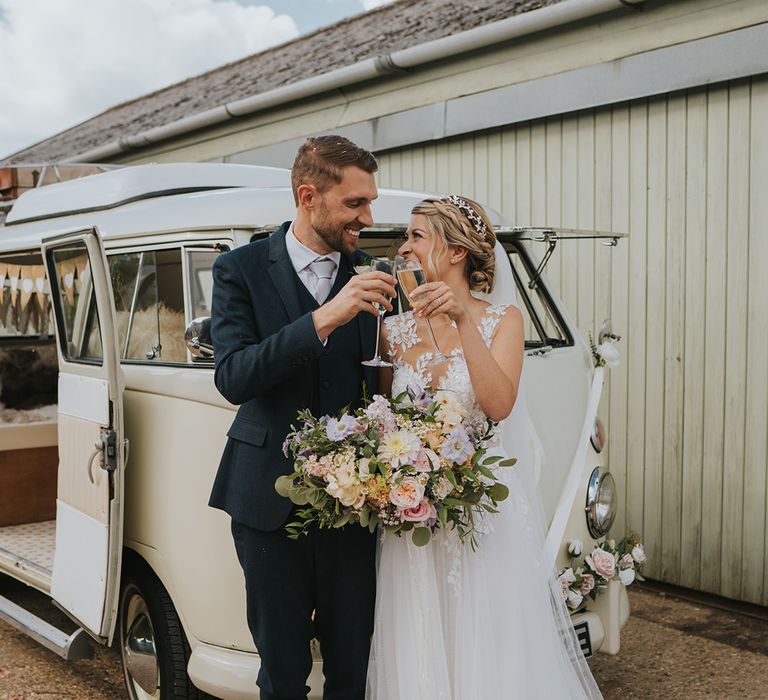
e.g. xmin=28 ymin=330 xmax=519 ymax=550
xmin=567 ymin=589 xmax=584 ymax=609
xmin=568 ymin=539 xmax=583 ymax=557
xmin=631 ymin=544 xmax=647 ymax=564
xmin=589 ymin=331 xmax=622 ymax=369
xmin=619 ymin=568 xmax=636 ymax=586
xmin=597 ymin=341 xmax=621 ymax=368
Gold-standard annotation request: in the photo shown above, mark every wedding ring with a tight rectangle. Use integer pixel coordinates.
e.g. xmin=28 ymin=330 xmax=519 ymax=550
xmin=438 ymin=295 xmax=445 ymax=306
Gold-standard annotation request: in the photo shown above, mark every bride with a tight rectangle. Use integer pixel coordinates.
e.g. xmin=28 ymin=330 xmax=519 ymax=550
xmin=368 ymin=196 xmax=603 ymax=699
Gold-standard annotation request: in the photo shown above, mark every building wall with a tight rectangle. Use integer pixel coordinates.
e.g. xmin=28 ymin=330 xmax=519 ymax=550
xmin=374 ymin=77 xmax=768 ymax=606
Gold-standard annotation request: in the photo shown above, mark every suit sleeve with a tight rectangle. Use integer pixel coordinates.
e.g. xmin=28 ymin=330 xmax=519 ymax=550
xmin=211 ymin=252 xmax=329 ymax=405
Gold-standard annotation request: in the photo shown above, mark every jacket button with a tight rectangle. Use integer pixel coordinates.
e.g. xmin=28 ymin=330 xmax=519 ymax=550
xmin=321 ymin=380 xmax=330 ymax=389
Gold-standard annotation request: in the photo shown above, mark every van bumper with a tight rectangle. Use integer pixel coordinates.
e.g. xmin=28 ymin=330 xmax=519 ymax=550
xmin=187 ymin=643 xmax=324 ymax=700
xmin=572 ymin=579 xmax=631 ymax=657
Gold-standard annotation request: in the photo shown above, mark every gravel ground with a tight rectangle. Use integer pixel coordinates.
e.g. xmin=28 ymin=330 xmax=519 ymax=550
xmin=1 ymin=574 xmax=767 ymax=699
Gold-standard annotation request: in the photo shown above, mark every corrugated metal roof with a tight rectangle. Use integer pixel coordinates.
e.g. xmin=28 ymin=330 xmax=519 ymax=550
xmin=6 ymin=0 xmax=564 ymax=163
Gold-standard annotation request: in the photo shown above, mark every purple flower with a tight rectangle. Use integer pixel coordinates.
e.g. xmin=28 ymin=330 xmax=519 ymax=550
xmin=326 ymin=414 xmax=360 ymax=441
xmin=365 ymin=395 xmax=397 ymax=433
xmin=440 ymin=426 xmax=474 ymax=464
xmin=282 ymin=436 xmax=292 ymax=458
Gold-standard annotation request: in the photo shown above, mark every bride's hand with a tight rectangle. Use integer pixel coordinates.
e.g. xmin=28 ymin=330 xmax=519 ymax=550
xmin=411 ymin=282 xmax=467 ymax=322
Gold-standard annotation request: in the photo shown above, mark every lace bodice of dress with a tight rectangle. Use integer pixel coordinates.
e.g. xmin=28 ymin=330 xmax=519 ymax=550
xmin=385 ymin=304 xmax=510 ymax=423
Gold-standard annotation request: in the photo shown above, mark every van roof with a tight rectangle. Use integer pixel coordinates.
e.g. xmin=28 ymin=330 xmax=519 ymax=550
xmin=1 ymin=164 xmax=506 ymax=253
xmin=5 ymin=163 xmax=292 ymax=225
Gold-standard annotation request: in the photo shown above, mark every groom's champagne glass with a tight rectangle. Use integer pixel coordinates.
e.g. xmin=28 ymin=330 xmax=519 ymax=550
xmin=357 ymin=257 xmax=394 ymax=367
xmin=394 ymin=256 xmax=449 ymax=365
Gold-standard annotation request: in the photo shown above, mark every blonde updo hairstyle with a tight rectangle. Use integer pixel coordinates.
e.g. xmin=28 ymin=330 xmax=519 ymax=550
xmin=411 ymin=196 xmax=497 ymax=293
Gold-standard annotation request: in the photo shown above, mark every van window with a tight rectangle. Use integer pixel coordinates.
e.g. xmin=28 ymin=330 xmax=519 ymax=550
xmin=186 ymin=249 xmax=218 ymax=320
xmin=0 ymin=252 xmax=54 ymax=340
xmin=49 ymin=243 xmax=103 ymax=363
xmin=108 ymin=249 xmax=186 ymax=363
xmin=505 ymin=245 xmax=570 ymax=348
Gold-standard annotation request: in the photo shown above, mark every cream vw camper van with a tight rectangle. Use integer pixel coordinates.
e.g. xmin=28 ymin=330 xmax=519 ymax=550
xmin=0 ymin=164 xmax=627 ymax=699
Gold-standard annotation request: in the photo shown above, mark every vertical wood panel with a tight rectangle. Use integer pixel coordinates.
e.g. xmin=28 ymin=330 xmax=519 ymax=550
xmin=661 ymin=93 xmax=687 ymax=584
xmin=680 ymin=89 xmax=708 ymax=591
xmin=608 ymin=104 xmax=630 ymax=541
xmin=560 ymin=118 xmax=579 ymax=321
xmin=643 ymin=97 xmax=668 ymax=580
xmin=720 ymin=81 xmax=751 ymax=600
xmin=487 ymin=130 xmax=503 ymax=213
xmin=576 ymin=113 xmax=595 ymax=330
xmin=744 ymin=79 xmax=768 ymax=605
xmin=516 ymin=125 xmax=532 ymax=226
xmin=626 ymin=101 xmax=649 ymax=540
xmin=500 ymin=130 xmax=517 ymax=222
xmin=545 ymin=118 xmax=563 ymax=299
xmin=699 ymin=87 xmax=728 ymax=595
xmin=473 ymin=133 xmax=489 ymax=205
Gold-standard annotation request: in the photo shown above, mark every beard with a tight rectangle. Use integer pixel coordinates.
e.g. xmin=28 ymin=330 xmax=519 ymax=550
xmin=312 ymin=201 xmax=359 ymax=255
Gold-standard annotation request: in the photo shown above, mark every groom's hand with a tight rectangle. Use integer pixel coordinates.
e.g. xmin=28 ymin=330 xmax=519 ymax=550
xmin=312 ymin=271 xmax=396 ymax=342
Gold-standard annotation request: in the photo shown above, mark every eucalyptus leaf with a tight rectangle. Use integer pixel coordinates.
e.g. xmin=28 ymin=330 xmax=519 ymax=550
xmin=477 ymin=465 xmax=496 ymax=480
xmin=438 ymin=505 xmax=448 ymax=525
xmin=411 ymin=527 xmax=431 ymax=547
xmin=489 ymin=483 xmax=510 ymax=502
xmin=498 ymin=458 xmax=518 ymax=467
xmin=289 ymin=489 xmax=310 ymax=506
xmin=275 ymin=475 xmax=295 ymax=497
xmin=482 ymin=455 xmax=503 ymax=465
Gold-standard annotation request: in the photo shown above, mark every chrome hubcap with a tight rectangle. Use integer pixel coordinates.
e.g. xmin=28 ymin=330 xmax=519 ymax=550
xmin=122 ymin=588 xmax=159 ymax=698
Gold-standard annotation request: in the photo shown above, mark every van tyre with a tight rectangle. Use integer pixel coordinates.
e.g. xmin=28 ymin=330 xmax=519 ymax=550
xmin=119 ymin=558 xmax=214 ymax=700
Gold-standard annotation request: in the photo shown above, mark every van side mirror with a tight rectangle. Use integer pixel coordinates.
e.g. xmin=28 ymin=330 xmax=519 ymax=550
xmin=185 ymin=317 xmax=213 ymax=360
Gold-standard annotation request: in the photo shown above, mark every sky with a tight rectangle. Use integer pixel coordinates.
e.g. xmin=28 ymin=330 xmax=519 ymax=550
xmin=0 ymin=0 xmax=395 ymax=159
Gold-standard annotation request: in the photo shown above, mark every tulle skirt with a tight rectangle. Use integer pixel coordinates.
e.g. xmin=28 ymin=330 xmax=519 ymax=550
xmin=366 ymin=465 xmax=603 ymax=700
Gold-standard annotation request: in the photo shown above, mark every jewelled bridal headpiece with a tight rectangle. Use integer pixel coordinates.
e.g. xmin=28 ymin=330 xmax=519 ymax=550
xmin=443 ymin=195 xmax=489 ymax=239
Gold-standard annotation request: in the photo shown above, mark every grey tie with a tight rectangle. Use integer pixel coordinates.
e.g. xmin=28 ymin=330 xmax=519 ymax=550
xmin=309 ymin=257 xmax=336 ymax=304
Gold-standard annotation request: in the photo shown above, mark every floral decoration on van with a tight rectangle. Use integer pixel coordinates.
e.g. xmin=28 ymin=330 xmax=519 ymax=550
xmin=589 ymin=331 xmax=621 ymax=369
xmin=558 ymin=530 xmax=646 ymax=611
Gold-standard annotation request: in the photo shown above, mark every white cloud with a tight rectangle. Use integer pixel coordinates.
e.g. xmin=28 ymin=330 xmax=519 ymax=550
xmin=361 ymin=0 xmax=396 ymax=10
xmin=0 ymin=0 xmax=299 ymax=158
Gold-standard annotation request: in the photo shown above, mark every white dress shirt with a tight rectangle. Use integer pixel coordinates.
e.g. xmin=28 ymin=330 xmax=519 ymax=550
xmin=285 ymin=223 xmax=341 ymax=345
xmin=285 ymin=223 xmax=341 ymax=298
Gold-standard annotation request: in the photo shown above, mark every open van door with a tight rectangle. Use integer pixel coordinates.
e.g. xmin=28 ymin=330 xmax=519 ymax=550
xmin=42 ymin=228 xmax=125 ymax=643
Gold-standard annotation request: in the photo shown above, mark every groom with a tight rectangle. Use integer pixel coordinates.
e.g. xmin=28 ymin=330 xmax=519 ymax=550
xmin=209 ymin=135 xmax=396 ymax=700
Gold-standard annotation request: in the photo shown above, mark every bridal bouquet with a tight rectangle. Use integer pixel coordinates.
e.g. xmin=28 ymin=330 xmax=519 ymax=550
xmin=276 ymin=386 xmax=516 ymax=548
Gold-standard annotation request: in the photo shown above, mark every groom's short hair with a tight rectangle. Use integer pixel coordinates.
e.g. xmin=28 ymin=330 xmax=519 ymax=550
xmin=291 ymin=135 xmax=378 ymax=204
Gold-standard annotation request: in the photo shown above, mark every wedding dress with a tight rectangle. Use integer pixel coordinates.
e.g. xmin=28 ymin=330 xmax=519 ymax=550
xmin=366 ymin=244 xmax=602 ymax=700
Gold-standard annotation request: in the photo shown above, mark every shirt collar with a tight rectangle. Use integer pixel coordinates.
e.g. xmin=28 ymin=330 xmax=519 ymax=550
xmin=286 ymin=222 xmax=341 ymax=273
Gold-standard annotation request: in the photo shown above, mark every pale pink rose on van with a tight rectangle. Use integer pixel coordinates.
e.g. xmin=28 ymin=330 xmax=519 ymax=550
xmin=586 ymin=548 xmax=616 ymax=580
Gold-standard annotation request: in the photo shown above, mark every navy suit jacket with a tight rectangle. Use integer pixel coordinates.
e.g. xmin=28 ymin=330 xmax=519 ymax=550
xmin=208 ymin=223 xmax=379 ymax=530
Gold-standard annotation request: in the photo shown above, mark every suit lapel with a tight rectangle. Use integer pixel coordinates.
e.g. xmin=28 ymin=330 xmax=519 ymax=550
xmin=268 ymin=223 xmax=304 ymax=322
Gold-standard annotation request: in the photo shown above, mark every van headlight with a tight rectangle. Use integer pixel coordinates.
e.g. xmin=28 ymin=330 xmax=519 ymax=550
xmin=585 ymin=467 xmax=616 ymax=538
xmin=590 ymin=417 xmax=606 ymax=453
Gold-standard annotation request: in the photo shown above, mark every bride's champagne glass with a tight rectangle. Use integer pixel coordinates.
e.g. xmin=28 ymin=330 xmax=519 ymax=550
xmin=356 ymin=257 xmax=394 ymax=367
xmin=394 ymin=256 xmax=449 ymax=365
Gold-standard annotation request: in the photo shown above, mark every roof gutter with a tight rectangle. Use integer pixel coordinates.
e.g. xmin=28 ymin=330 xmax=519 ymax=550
xmin=71 ymin=0 xmax=646 ymax=163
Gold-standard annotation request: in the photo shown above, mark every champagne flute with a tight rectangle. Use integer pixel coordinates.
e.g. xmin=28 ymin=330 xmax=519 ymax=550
xmin=356 ymin=257 xmax=394 ymax=367
xmin=394 ymin=256 xmax=449 ymax=365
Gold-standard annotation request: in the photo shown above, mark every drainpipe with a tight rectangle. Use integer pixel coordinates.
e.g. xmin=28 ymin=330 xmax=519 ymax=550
xmin=71 ymin=0 xmax=646 ymax=163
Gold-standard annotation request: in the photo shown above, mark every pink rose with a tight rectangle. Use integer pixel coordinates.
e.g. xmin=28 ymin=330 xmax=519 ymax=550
xmin=586 ymin=548 xmax=616 ymax=579
xmin=389 ymin=477 xmax=425 ymax=508
xmin=579 ymin=573 xmax=595 ymax=595
xmin=400 ymin=499 xmax=436 ymax=522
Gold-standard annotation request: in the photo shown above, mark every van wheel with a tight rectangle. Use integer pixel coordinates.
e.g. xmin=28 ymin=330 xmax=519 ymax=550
xmin=119 ymin=561 xmax=213 ymax=699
